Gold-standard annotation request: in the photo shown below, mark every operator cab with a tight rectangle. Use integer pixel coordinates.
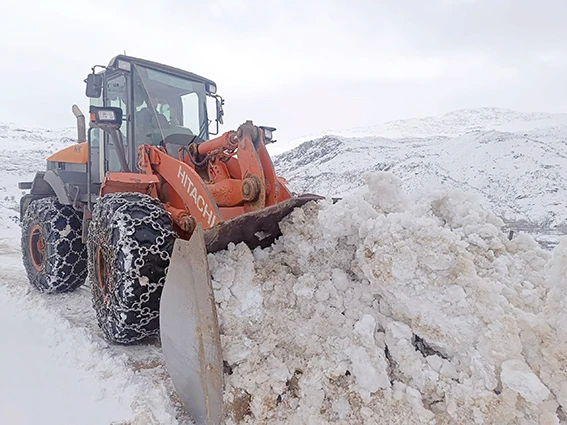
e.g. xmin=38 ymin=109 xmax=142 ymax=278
xmin=85 ymin=55 xmax=224 ymax=174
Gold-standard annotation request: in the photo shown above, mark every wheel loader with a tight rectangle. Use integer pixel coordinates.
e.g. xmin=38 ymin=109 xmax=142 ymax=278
xmin=18 ymin=55 xmax=322 ymax=424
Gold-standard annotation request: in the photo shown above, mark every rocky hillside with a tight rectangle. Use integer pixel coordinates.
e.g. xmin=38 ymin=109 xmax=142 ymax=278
xmin=274 ymin=108 xmax=567 ymax=230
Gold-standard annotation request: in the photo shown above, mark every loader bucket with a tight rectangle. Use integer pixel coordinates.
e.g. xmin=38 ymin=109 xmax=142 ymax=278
xmin=204 ymin=194 xmax=325 ymax=253
xmin=160 ymin=224 xmax=224 ymax=425
xmin=160 ymin=194 xmax=324 ymax=423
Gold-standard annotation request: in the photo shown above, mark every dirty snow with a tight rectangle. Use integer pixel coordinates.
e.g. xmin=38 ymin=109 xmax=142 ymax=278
xmin=211 ymin=172 xmax=567 ymax=424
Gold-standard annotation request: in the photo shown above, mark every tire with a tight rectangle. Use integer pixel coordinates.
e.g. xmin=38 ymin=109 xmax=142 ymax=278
xmin=21 ymin=197 xmax=87 ymax=293
xmin=88 ymin=192 xmax=177 ymax=344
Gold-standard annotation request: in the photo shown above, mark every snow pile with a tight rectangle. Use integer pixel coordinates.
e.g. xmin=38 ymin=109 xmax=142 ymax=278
xmin=210 ymin=172 xmax=566 ymax=424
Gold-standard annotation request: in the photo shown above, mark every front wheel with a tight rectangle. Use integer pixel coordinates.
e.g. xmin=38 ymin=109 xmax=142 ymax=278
xmin=87 ymin=192 xmax=177 ymax=344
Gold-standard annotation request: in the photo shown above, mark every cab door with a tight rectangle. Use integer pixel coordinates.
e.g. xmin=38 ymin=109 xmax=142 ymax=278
xmin=102 ymin=72 xmax=131 ymax=173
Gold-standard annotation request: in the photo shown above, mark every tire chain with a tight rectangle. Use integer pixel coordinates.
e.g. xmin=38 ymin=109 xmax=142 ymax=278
xmin=89 ymin=192 xmax=177 ymax=343
xmin=21 ymin=197 xmax=87 ymax=293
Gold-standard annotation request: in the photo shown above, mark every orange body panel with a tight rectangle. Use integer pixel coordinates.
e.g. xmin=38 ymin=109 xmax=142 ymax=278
xmin=218 ymin=206 xmax=246 ymax=220
xmin=148 ymin=152 xmax=222 ymax=230
xmin=276 ymin=177 xmax=292 ymax=202
xmin=257 ymin=139 xmax=292 ymax=204
xmin=47 ymin=142 xmax=89 ymax=164
xmin=100 ymin=172 xmax=159 ymax=198
xmin=224 ymin=157 xmax=242 ymax=179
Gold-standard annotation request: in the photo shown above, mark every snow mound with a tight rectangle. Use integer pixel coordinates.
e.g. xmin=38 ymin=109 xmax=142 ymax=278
xmin=211 ymin=172 xmax=566 ymax=424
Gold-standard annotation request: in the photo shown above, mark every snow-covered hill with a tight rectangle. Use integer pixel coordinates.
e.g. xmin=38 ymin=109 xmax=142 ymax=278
xmin=274 ymin=108 xmax=567 ymax=231
xmin=272 ymin=107 xmax=567 ymax=154
xmin=348 ymin=107 xmax=567 ymax=139
xmin=0 ymin=123 xmax=75 ymax=214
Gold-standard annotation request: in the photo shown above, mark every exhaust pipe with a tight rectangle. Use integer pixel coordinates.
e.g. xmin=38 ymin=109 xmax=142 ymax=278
xmin=72 ymin=104 xmax=87 ymax=143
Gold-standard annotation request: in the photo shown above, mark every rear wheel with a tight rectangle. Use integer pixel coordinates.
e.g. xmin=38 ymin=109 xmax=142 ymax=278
xmin=21 ymin=197 xmax=87 ymax=293
xmin=87 ymin=192 xmax=176 ymax=344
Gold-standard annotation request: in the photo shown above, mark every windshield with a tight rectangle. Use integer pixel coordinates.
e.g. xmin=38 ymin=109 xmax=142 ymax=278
xmin=132 ymin=64 xmax=209 ymax=149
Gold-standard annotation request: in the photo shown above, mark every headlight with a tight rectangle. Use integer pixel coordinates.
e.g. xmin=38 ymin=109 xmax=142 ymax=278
xmin=89 ymin=106 xmax=123 ymax=127
xmin=98 ymin=110 xmax=116 ymax=121
xmin=117 ymin=60 xmax=131 ymax=71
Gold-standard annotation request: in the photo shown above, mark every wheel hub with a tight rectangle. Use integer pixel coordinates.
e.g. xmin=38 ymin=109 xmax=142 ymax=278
xmin=29 ymin=224 xmax=45 ymax=271
xmin=95 ymin=245 xmax=111 ymax=304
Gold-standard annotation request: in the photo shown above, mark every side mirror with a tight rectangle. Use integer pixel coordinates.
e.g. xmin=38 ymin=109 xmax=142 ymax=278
xmin=216 ymin=97 xmax=224 ymax=125
xmin=85 ymin=73 xmax=103 ymax=98
xmin=207 ymin=95 xmax=225 ymax=135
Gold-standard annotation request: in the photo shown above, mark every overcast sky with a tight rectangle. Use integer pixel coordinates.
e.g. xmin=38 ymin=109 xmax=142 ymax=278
xmin=1 ymin=0 xmax=566 ymax=149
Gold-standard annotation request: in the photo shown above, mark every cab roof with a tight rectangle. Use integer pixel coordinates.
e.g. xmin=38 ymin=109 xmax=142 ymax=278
xmin=108 ymin=55 xmax=217 ymax=88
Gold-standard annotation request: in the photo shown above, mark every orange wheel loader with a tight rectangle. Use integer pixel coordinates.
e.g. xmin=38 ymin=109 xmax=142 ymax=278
xmin=17 ymin=55 xmax=322 ymax=424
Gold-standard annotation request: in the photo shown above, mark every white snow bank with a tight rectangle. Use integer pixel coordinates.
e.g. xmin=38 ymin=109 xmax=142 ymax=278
xmin=211 ymin=172 xmax=566 ymax=424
